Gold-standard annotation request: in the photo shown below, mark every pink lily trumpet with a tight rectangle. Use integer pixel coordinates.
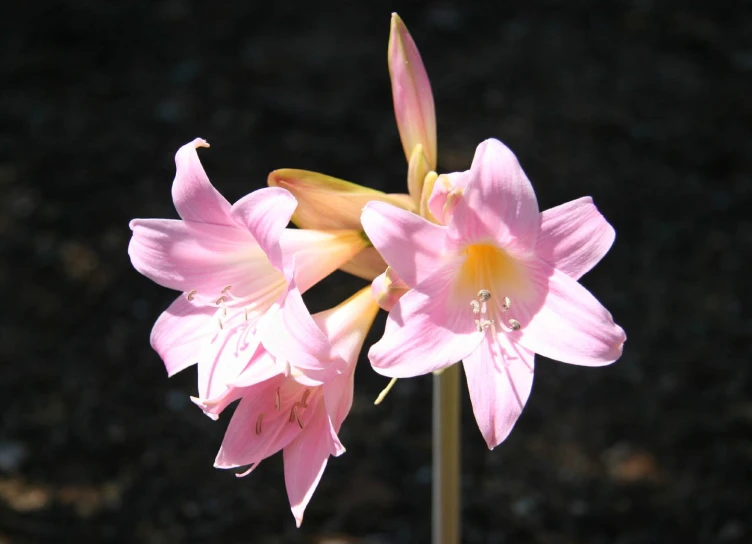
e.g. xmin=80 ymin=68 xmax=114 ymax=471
xmin=362 ymin=138 xmax=626 ymax=449
xmin=196 ymin=286 xmax=380 ymax=526
xmin=128 ymin=139 xmax=368 ymax=402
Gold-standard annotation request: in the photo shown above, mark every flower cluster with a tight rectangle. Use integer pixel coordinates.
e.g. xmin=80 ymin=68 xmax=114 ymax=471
xmin=128 ymin=13 xmax=625 ymax=525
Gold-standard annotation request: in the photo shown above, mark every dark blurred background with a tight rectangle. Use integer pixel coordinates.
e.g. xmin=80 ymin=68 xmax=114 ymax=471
xmin=1 ymin=0 xmax=750 ymax=542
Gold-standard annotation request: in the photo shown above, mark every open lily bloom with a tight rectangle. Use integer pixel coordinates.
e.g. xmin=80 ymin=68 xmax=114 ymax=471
xmin=128 ymin=139 xmax=368 ymax=402
xmin=195 ymin=286 xmax=379 ymax=527
xmin=362 ymin=138 xmax=626 ymax=448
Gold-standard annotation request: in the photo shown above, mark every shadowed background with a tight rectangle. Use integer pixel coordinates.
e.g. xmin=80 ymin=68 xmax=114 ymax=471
xmin=1 ymin=0 xmax=750 ymax=542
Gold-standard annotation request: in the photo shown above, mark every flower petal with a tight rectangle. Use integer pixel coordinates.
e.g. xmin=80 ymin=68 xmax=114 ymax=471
xmin=313 ymin=287 xmax=380 ymax=430
xmin=428 ymin=171 xmax=472 ymax=226
xmin=339 ymin=247 xmax=388 ymax=281
xmin=150 ymin=294 xmax=217 ymax=377
xmin=128 ymin=218 xmax=276 ymax=295
xmin=261 ymin=285 xmax=335 ymax=379
xmin=361 ymin=201 xmax=447 ymax=288
xmin=463 ymin=335 xmax=534 ymax=449
xmin=369 ymin=257 xmax=482 ymax=377
xmin=371 ymin=266 xmax=409 ymax=311
xmin=230 ymin=187 xmax=297 ymax=274
xmin=171 ymin=139 xmax=234 ymax=226
xmin=449 ymin=139 xmax=540 ymax=256
xmin=279 ymin=229 xmax=369 ymax=293
xmin=536 ymin=197 xmax=615 ymax=280
xmin=513 ymin=260 xmax=626 ymax=366
xmin=407 ymin=144 xmax=432 ymax=206
xmin=283 ymin=405 xmax=333 ymax=527
xmin=389 ymin=13 xmax=437 ymax=169
xmin=268 ymin=169 xmax=415 ymax=230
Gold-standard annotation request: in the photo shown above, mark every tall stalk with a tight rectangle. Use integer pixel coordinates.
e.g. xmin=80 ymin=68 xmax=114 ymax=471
xmin=432 ymin=363 xmax=460 ymax=543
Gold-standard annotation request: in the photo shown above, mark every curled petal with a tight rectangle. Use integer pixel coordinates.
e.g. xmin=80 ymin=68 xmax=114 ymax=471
xmin=428 ymin=171 xmax=472 ymax=226
xmin=268 ymin=169 xmax=414 ymax=230
xmin=371 ymin=267 xmax=409 ymax=311
xmin=172 ymin=139 xmax=234 ymax=226
xmin=389 ymin=13 xmax=437 ymax=169
xmin=230 ymin=187 xmax=297 ymax=274
xmin=536 ymin=197 xmax=615 ymax=280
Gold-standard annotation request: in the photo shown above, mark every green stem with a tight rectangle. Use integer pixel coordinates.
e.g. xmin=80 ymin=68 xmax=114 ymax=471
xmin=432 ymin=363 xmax=461 ymax=544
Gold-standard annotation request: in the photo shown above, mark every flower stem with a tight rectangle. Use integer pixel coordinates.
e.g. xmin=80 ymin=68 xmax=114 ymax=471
xmin=432 ymin=363 xmax=460 ymax=544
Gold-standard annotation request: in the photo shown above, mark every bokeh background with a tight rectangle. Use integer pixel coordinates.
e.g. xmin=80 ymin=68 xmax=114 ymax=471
xmin=2 ymin=0 xmax=750 ymax=542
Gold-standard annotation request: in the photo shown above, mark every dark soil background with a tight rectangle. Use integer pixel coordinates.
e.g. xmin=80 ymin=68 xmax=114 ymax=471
xmin=2 ymin=0 xmax=750 ymax=542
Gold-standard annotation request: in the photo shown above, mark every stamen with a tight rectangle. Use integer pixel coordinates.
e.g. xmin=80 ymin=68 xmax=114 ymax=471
xmin=300 ymin=389 xmax=310 ymax=408
xmin=244 ymin=307 xmax=249 ymax=321
xmin=289 ymin=402 xmax=301 ymax=423
xmin=477 ymin=289 xmax=491 ymax=302
xmin=294 ymin=407 xmax=304 ymax=429
xmin=470 ymin=300 xmax=481 ymax=314
xmin=215 ymin=295 xmax=227 ymax=305
xmin=222 ymin=285 xmax=232 ymax=294
xmin=502 ymin=296 xmax=511 ymax=311
xmin=508 ymin=319 xmax=521 ymax=331
xmin=186 ymin=289 xmax=197 ymax=301
xmin=374 ymin=377 xmax=398 ymax=405
xmin=218 ymin=317 xmax=224 ymax=330
xmin=275 ymin=388 xmax=281 ymax=412
xmin=255 ymin=413 xmax=264 ymax=435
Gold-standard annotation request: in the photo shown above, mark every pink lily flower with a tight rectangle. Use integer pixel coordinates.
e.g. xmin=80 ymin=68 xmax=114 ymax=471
xmin=196 ymin=286 xmax=380 ymax=526
xmin=128 ymin=139 xmax=368 ymax=402
xmin=361 ymin=138 xmax=626 ymax=449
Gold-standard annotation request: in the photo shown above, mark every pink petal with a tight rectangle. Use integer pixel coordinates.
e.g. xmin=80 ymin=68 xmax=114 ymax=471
xmin=513 ymin=259 xmax=626 ymax=366
xmin=313 ymin=287 xmax=380 ymax=430
xmin=536 ymin=197 xmax=616 ymax=280
xmin=361 ymin=201 xmax=446 ymax=288
xmin=279 ymin=229 xmax=369 ymax=293
xmin=428 ymin=171 xmax=471 ymax=226
xmin=369 ymin=258 xmax=482 ymax=377
xmin=463 ymin=335 xmax=534 ymax=449
xmin=128 ymin=218 xmax=279 ymax=296
xmin=283 ymin=405 xmax=333 ymax=527
xmin=230 ymin=187 xmax=297 ymax=274
xmin=171 ymin=139 xmax=234 ymax=226
xmin=260 ymin=285 xmax=335 ymax=380
xmin=150 ymin=294 xmax=217 ymax=377
xmin=449 ymin=139 xmax=540 ymax=256
xmin=389 ymin=13 xmax=437 ymax=170
xmin=371 ymin=267 xmax=409 ymax=312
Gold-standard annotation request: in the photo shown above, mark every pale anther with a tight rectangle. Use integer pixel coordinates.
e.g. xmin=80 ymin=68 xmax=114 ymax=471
xmin=470 ymin=300 xmax=481 ymax=314
xmin=502 ymin=296 xmax=511 ymax=311
xmin=221 ymin=285 xmax=232 ymax=293
xmin=255 ymin=413 xmax=264 ymax=435
xmin=186 ymin=289 xmax=197 ymax=301
xmin=300 ymin=389 xmax=310 ymax=408
xmin=215 ymin=295 xmax=227 ymax=305
xmin=275 ymin=388 xmax=281 ymax=412
xmin=508 ymin=319 xmax=521 ymax=331
xmin=477 ymin=289 xmax=491 ymax=302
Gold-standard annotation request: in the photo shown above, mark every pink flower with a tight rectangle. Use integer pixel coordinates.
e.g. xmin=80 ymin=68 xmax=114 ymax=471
xmin=361 ymin=138 xmax=626 ymax=449
xmin=196 ymin=286 xmax=380 ymax=526
xmin=128 ymin=139 xmax=368 ymax=402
